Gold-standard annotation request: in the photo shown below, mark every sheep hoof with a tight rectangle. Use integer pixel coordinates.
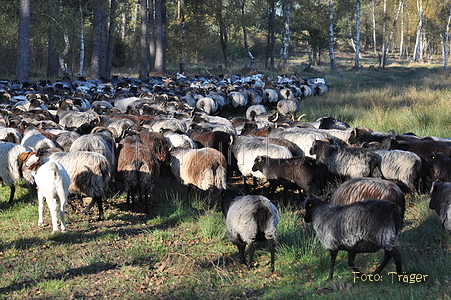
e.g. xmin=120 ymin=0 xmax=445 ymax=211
xmin=38 ymin=222 xmax=44 ymax=227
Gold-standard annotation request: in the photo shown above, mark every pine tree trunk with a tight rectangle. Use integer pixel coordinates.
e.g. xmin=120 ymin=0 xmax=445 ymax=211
xmin=265 ymin=0 xmax=275 ymax=69
xmin=16 ymin=0 xmax=31 ymax=82
xmin=155 ymin=0 xmax=166 ymax=74
xmin=139 ymin=0 xmax=149 ymax=79
xmin=105 ymin=0 xmax=117 ymax=78
xmin=279 ymin=0 xmax=291 ymax=69
xmin=241 ymin=0 xmax=255 ymax=71
xmin=47 ymin=26 xmax=60 ymax=78
xmin=328 ymin=0 xmax=339 ymax=76
xmin=90 ymin=0 xmax=109 ymax=79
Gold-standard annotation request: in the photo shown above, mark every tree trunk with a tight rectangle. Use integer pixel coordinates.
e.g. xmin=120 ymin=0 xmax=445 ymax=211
xmin=380 ymin=0 xmax=387 ymax=67
xmin=353 ymin=0 xmax=361 ymax=70
xmin=241 ymin=0 xmax=255 ymax=71
xmin=372 ymin=1 xmax=377 ymax=55
xmin=148 ymin=0 xmax=156 ymax=71
xmin=217 ymin=0 xmax=230 ymax=70
xmin=399 ymin=1 xmax=405 ymax=59
xmin=265 ymin=0 xmax=275 ymax=70
xmin=105 ymin=0 xmax=117 ymax=79
xmin=328 ymin=0 xmax=339 ymax=76
xmin=16 ymin=0 xmax=31 ymax=82
xmin=90 ymin=0 xmax=109 ymax=80
xmin=78 ymin=0 xmax=85 ymax=78
xmin=382 ymin=0 xmax=402 ymax=68
xmin=139 ymin=0 xmax=149 ymax=79
xmin=47 ymin=25 xmax=59 ymax=78
xmin=445 ymin=6 xmax=451 ymax=70
xmin=413 ymin=0 xmax=423 ymax=62
xmin=178 ymin=0 xmax=185 ymax=74
xmin=279 ymin=0 xmax=291 ymax=69
xmin=154 ymin=0 xmax=166 ymax=74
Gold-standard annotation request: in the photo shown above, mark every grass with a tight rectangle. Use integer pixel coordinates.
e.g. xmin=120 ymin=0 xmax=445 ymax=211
xmin=2 ymin=58 xmax=451 ymax=299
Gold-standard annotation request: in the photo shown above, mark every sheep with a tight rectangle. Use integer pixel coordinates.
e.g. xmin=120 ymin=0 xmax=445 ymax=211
xmin=329 ymin=177 xmax=406 ymax=219
xmin=245 ymin=104 xmax=267 ymax=121
xmin=228 ymin=90 xmax=248 ymax=108
xmin=231 ymin=135 xmax=293 ymax=183
xmin=220 ymin=188 xmax=279 ymax=271
xmin=310 ymin=139 xmax=383 ymax=180
xmin=116 ymin=135 xmax=160 ymax=212
xmin=161 ymin=128 xmax=197 ymax=149
xmin=427 ymin=152 xmax=451 ymax=183
xmin=195 ymin=96 xmax=218 ymax=115
xmin=18 ymin=150 xmax=70 ymax=232
xmin=372 ymin=149 xmax=422 ymax=192
xmin=429 ymin=182 xmax=451 ymax=234
xmin=170 ymin=147 xmax=227 ymax=195
xmin=303 ymin=196 xmax=402 ymax=280
xmin=48 ymin=151 xmax=111 ymax=221
xmin=276 ymin=99 xmax=300 ymax=119
xmin=69 ymin=130 xmax=116 ymax=169
xmin=57 ymin=100 xmax=100 ymax=130
xmin=251 ymin=155 xmax=330 ymax=200
xmin=20 ymin=125 xmax=57 ymax=151
xmin=262 ymin=88 xmax=280 ymax=105
xmin=348 ymin=126 xmax=394 ymax=147
xmin=0 ymin=142 xmax=35 ymax=203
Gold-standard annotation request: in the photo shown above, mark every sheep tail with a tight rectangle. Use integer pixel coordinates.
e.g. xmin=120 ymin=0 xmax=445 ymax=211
xmin=254 ymin=204 xmax=276 ymax=240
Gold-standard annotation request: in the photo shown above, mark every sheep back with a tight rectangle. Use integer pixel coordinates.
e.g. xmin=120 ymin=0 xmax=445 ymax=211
xmin=429 ymin=182 xmax=451 ymax=233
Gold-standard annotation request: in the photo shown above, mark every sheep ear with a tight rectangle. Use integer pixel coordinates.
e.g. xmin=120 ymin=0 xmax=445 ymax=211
xmin=18 ymin=152 xmax=29 ymax=162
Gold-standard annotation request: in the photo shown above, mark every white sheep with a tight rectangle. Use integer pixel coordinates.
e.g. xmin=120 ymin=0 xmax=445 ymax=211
xmin=18 ymin=151 xmax=70 ymax=232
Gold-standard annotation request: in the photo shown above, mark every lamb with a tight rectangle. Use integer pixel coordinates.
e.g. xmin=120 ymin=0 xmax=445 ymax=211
xmin=48 ymin=151 xmax=111 ymax=221
xmin=251 ymin=155 xmax=330 ymax=199
xmin=303 ymin=196 xmax=402 ymax=280
xmin=429 ymin=182 xmax=451 ymax=234
xmin=220 ymin=188 xmax=279 ymax=272
xmin=329 ymin=177 xmax=406 ymax=219
xmin=0 ymin=142 xmax=35 ymax=203
xmin=310 ymin=139 xmax=383 ymax=180
xmin=18 ymin=150 xmax=70 ymax=232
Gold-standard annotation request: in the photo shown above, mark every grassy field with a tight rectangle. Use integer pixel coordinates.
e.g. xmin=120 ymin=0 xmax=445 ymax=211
xmin=2 ymin=58 xmax=451 ymax=299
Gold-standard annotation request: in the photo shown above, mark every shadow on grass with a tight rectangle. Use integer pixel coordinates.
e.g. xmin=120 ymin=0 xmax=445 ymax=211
xmin=0 ymin=262 xmax=120 ymax=295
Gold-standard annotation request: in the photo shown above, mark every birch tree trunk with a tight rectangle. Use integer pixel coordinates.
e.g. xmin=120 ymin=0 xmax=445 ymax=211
xmin=445 ymin=7 xmax=451 ymax=70
xmin=139 ymin=0 xmax=149 ymax=79
xmin=399 ymin=1 xmax=405 ymax=59
xmin=279 ymin=0 xmax=291 ymax=69
xmin=372 ymin=1 xmax=377 ymax=55
xmin=380 ymin=0 xmax=386 ymax=67
xmin=78 ymin=0 xmax=85 ymax=78
xmin=265 ymin=0 xmax=275 ymax=69
xmin=16 ymin=0 xmax=31 ymax=82
xmin=353 ymin=0 xmax=361 ymax=70
xmin=413 ymin=0 xmax=423 ymax=62
xmin=382 ymin=0 xmax=402 ymax=68
xmin=328 ymin=0 xmax=339 ymax=76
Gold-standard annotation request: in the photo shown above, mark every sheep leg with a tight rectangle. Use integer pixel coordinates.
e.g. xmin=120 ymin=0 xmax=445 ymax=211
xmin=8 ymin=185 xmax=15 ymax=204
xmin=347 ymin=251 xmax=361 ymax=274
xmin=59 ymin=192 xmax=68 ymax=232
xmin=268 ymin=239 xmax=276 ymax=272
xmin=237 ymin=244 xmax=246 ymax=265
xmin=374 ymin=248 xmax=402 ymax=275
xmin=328 ymin=249 xmax=339 ymax=280
xmin=37 ymin=193 xmax=45 ymax=227
xmin=94 ymin=196 xmax=104 ymax=221
xmin=47 ymin=197 xmax=60 ymax=233
xmin=247 ymin=244 xmax=255 ymax=269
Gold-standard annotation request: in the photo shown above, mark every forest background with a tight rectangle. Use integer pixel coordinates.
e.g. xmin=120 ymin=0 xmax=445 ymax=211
xmin=5 ymin=0 xmax=451 ymax=82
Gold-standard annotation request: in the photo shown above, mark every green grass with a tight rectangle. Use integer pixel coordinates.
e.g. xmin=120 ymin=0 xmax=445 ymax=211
xmin=2 ymin=59 xmax=451 ymax=299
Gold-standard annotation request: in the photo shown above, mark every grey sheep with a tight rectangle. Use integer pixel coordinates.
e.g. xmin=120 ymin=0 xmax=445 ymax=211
xmin=329 ymin=177 xmax=406 ymax=219
xmin=220 ymin=188 xmax=279 ymax=272
xmin=303 ymin=196 xmax=402 ymax=280
xmin=429 ymin=182 xmax=451 ymax=234
xmin=310 ymin=139 xmax=383 ymax=180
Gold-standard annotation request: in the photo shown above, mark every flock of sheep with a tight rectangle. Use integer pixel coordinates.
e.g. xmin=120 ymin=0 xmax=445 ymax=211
xmin=0 ymin=72 xmax=450 ymax=280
